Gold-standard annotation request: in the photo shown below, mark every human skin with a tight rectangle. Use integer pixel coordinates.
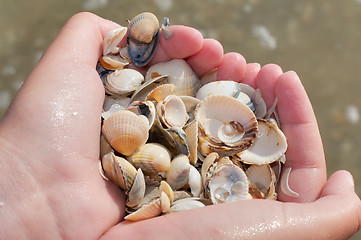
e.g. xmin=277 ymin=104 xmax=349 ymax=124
xmin=0 ymin=12 xmax=360 ymax=240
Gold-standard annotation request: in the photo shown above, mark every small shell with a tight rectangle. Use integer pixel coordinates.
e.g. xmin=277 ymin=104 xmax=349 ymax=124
xmin=130 ymin=75 xmax=169 ymax=102
xmin=184 ymin=120 xmax=198 ymax=165
xmin=127 ymin=168 xmax=146 ymax=208
xmin=145 ymin=59 xmax=201 ymax=96
xmin=237 ymin=119 xmax=287 ymax=165
xmin=166 ymin=154 xmax=191 ymax=190
xmin=125 ymin=197 xmax=162 ymax=221
xmin=129 ymin=143 xmax=171 ymax=175
xmin=99 ymin=55 xmax=129 ymax=70
xmin=196 ymin=80 xmax=241 ymax=101
xmin=245 ymin=164 xmax=273 ymax=198
xmin=100 ymin=134 xmax=113 ymax=159
xmin=160 ymin=191 xmax=171 ymax=213
xmin=188 ymin=165 xmax=202 ymax=197
xmin=127 ymin=12 xmax=160 ymax=67
xmin=157 ymin=95 xmax=189 ymax=128
xmin=201 ymin=152 xmax=220 ymax=185
xmin=102 ymin=110 xmax=149 ymax=156
xmin=206 ymin=162 xmax=249 ymax=204
xmin=127 ymin=100 xmax=156 ymax=129
xmin=168 ymin=198 xmax=207 ymax=213
xmin=145 ymin=83 xmax=176 ymax=102
xmin=104 ymin=69 xmax=144 ymax=96
xmin=103 ymin=27 xmax=127 ymax=56
xmin=280 ymin=167 xmax=299 ymax=198
xmin=101 ymin=152 xmax=137 ymax=191
xmin=159 ymin=181 xmax=174 ymax=204
xmin=195 ymin=95 xmax=258 ymax=156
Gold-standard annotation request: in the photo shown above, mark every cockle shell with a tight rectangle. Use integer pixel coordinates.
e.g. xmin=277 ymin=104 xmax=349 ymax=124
xmin=166 ymin=154 xmax=191 ymax=190
xmin=246 ymin=164 xmax=276 ymax=199
xmin=101 ymin=152 xmax=137 ymax=191
xmin=145 ymin=59 xmax=201 ymax=96
xmin=145 ymin=83 xmax=176 ymax=102
xmin=127 ymin=100 xmax=156 ymax=129
xmin=130 ymin=75 xmax=169 ymax=102
xmin=102 ymin=110 xmax=149 ymax=156
xmin=103 ymin=27 xmax=127 ymax=56
xmin=184 ymin=120 xmax=198 ymax=165
xmin=206 ymin=160 xmax=249 ymax=204
xmin=127 ymin=168 xmax=146 ymax=208
xmin=129 ymin=143 xmax=171 ymax=175
xmin=104 ymin=69 xmax=144 ymax=96
xmin=168 ymin=198 xmax=209 ymax=213
xmin=157 ymin=95 xmax=189 ymax=128
xmin=125 ymin=197 xmax=162 ymax=221
xmin=196 ymin=80 xmax=241 ymax=101
xmin=237 ymin=119 xmax=287 ymax=165
xmin=127 ymin=12 xmax=160 ymax=67
xmin=99 ymin=55 xmax=129 ymax=70
xmin=195 ymin=95 xmax=258 ymax=156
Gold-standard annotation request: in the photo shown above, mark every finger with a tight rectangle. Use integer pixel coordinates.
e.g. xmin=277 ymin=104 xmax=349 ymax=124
xmin=186 ymin=39 xmax=223 ymax=77
xmin=101 ymin=182 xmax=361 ymax=240
xmin=255 ymin=64 xmax=283 ymax=107
xmin=243 ymin=63 xmax=261 ymax=88
xmin=148 ymin=25 xmax=203 ymax=66
xmin=1 ymin=12 xmax=116 ymax=158
xmin=216 ymin=52 xmax=247 ymax=82
xmin=276 ymin=71 xmax=327 ymax=202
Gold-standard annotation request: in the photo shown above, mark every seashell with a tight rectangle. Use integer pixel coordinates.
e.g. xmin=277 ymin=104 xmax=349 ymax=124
xmin=168 ymin=197 xmax=209 ymax=213
xmin=206 ymin=161 xmax=249 ymax=204
xmin=129 ymin=143 xmax=171 ymax=175
xmin=188 ymin=165 xmax=202 ymax=197
xmin=201 ymin=152 xmax=220 ymax=185
xmin=160 ymin=191 xmax=171 ymax=213
xmin=280 ymin=167 xmax=299 ymax=198
xmin=99 ymin=54 xmax=129 ymax=70
xmin=161 ymin=17 xmax=173 ymax=40
xmin=102 ymin=110 xmax=149 ymax=156
xmin=125 ymin=197 xmax=162 ymax=221
xmin=101 ymin=152 xmax=137 ymax=191
xmin=245 ymin=164 xmax=274 ymax=199
xmin=200 ymin=68 xmax=217 ymax=85
xmin=119 ymin=47 xmax=131 ymax=62
xmin=127 ymin=12 xmax=160 ymax=67
xmin=184 ymin=120 xmax=198 ymax=165
xmin=145 ymin=83 xmax=176 ymax=102
xmin=127 ymin=168 xmax=146 ymax=208
xmin=104 ymin=69 xmax=144 ymax=96
xmin=237 ymin=119 xmax=287 ymax=165
xmin=180 ymin=96 xmax=200 ymax=122
xmin=130 ymin=75 xmax=169 ymax=102
xmin=100 ymin=134 xmax=113 ymax=159
xmin=145 ymin=59 xmax=201 ymax=96
xmin=157 ymin=95 xmax=189 ymax=128
xmin=237 ymin=84 xmax=267 ymax=118
xmin=103 ymin=27 xmax=127 ymax=56
xmin=159 ymin=181 xmax=174 ymax=204
xmin=127 ymin=100 xmax=156 ymax=129
xmin=97 ymin=62 xmax=113 ymax=84
xmin=195 ymin=95 xmax=258 ymax=157
xmin=103 ymin=95 xmax=130 ymax=112
xmin=166 ymin=154 xmax=191 ymax=190
xmin=196 ymin=80 xmax=241 ymax=101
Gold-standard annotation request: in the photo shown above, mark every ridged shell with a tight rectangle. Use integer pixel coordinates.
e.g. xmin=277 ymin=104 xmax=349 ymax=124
xmin=102 ymin=110 xmax=149 ymax=156
xmin=104 ymin=69 xmax=144 ymax=96
xmin=99 ymin=55 xmax=129 ymax=70
xmin=245 ymin=164 xmax=274 ymax=199
xmin=129 ymin=143 xmax=171 ymax=175
xmin=130 ymin=75 xmax=169 ymax=102
xmin=127 ymin=100 xmax=156 ymax=129
xmin=145 ymin=83 xmax=176 ymax=102
xmin=196 ymin=81 xmax=241 ymax=101
xmin=206 ymin=162 xmax=249 ymax=204
xmin=195 ymin=95 xmax=258 ymax=156
xmin=184 ymin=120 xmax=198 ymax=165
xmin=157 ymin=95 xmax=189 ymax=128
xmin=125 ymin=197 xmax=162 ymax=221
xmin=127 ymin=168 xmax=146 ymax=208
xmin=127 ymin=12 xmax=159 ymax=67
xmin=145 ymin=59 xmax=201 ymax=96
xmin=103 ymin=27 xmax=127 ymax=56
xmin=237 ymin=119 xmax=287 ymax=165
xmin=166 ymin=154 xmax=191 ymax=190
xmin=101 ymin=152 xmax=137 ymax=191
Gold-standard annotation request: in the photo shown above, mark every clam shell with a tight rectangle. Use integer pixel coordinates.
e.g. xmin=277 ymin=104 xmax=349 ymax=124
xmin=127 ymin=12 xmax=159 ymax=67
xmin=99 ymin=54 xmax=129 ymax=70
xmin=104 ymin=69 xmax=144 ymax=96
xmin=159 ymin=181 xmax=174 ymax=204
xmin=184 ymin=120 xmax=198 ymax=165
xmin=168 ymin=198 xmax=207 ymax=213
xmin=129 ymin=143 xmax=171 ymax=175
xmin=195 ymin=95 xmax=258 ymax=156
xmin=103 ymin=27 xmax=127 ymax=56
xmin=127 ymin=100 xmax=156 ymax=129
xmin=237 ymin=119 xmax=287 ymax=165
xmin=102 ymin=110 xmax=149 ymax=156
xmin=101 ymin=152 xmax=137 ymax=191
xmin=127 ymin=168 xmax=146 ymax=208
xmin=157 ymin=95 xmax=189 ymax=128
xmin=125 ymin=197 xmax=162 ymax=221
xmin=166 ymin=154 xmax=191 ymax=190
xmin=245 ymin=164 xmax=273 ymax=198
xmin=206 ymin=162 xmax=249 ymax=204
xmin=188 ymin=165 xmax=203 ymax=197
xmin=145 ymin=83 xmax=176 ymax=102
xmin=130 ymin=75 xmax=169 ymax=102
xmin=145 ymin=59 xmax=201 ymax=96
xmin=196 ymin=81 xmax=241 ymax=101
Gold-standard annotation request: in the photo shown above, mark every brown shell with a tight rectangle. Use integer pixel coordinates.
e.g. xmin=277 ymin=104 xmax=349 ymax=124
xmin=128 ymin=12 xmax=159 ymax=43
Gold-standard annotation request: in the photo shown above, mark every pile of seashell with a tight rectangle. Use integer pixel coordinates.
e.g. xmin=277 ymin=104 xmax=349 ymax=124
xmin=98 ymin=12 xmax=295 ymax=222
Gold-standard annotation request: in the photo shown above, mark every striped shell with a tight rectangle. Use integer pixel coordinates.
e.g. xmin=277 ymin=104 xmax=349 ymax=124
xmin=102 ymin=110 xmax=149 ymax=156
xmin=104 ymin=69 xmax=144 ymax=96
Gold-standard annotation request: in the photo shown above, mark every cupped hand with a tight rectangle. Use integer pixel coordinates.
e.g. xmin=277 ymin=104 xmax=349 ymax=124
xmin=0 ymin=12 xmax=359 ymax=240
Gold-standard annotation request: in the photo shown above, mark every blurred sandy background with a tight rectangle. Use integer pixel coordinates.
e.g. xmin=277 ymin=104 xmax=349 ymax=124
xmin=1 ymin=0 xmax=360 ymax=238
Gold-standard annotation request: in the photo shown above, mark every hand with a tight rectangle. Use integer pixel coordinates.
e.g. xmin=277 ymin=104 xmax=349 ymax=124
xmin=0 ymin=12 xmax=359 ymax=240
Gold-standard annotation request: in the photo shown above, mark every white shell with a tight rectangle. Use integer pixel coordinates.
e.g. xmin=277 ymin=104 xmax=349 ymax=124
xmin=127 ymin=168 xmax=146 ymax=208
xmin=104 ymin=69 xmax=144 ymax=95
xmin=99 ymin=54 xmax=129 ymax=70
xmin=168 ymin=198 xmax=206 ymax=213
xmin=145 ymin=59 xmax=201 ymax=96
xmin=237 ymin=119 xmax=287 ymax=165
xmin=188 ymin=165 xmax=202 ymax=197
xmin=157 ymin=95 xmax=189 ymax=128
xmin=125 ymin=198 xmax=162 ymax=221
xmin=280 ymin=167 xmax=299 ymax=198
xmin=166 ymin=154 xmax=191 ymax=190
xmin=196 ymin=81 xmax=240 ymax=101
xmin=103 ymin=27 xmax=127 ymax=56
